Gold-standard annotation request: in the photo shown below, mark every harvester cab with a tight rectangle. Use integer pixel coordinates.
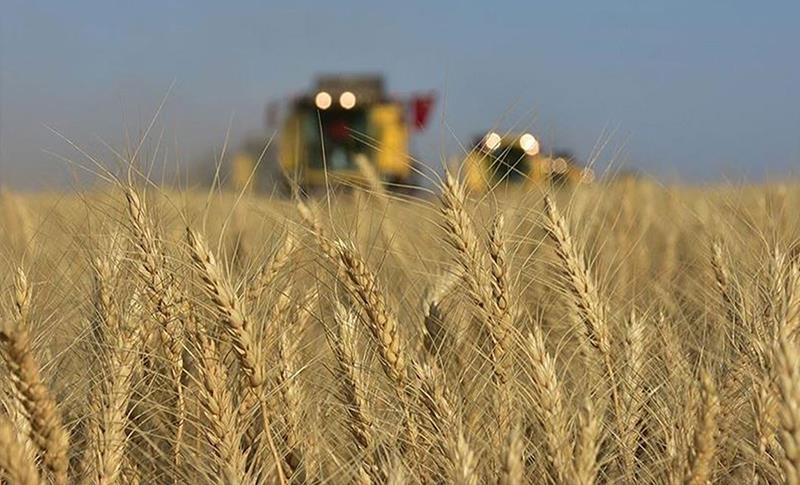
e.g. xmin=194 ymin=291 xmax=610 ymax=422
xmin=464 ymin=131 xmax=594 ymax=191
xmin=277 ymin=75 xmax=432 ymax=192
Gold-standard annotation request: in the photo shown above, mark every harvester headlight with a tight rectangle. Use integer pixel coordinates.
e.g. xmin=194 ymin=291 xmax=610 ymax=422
xmin=552 ymin=157 xmax=568 ymax=174
xmin=582 ymin=168 xmax=595 ymax=184
xmin=519 ymin=133 xmax=540 ymax=155
xmin=484 ymin=132 xmax=502 ymax=151
xmin=315 ymin=91 xmax=332 ymax=110
xmin=339 ymin=91 xmax=357 ymax=110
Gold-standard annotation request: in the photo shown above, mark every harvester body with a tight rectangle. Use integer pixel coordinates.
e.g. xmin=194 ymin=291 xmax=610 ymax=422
xmin=279 ymin=75 xmax=413 ymax=190
xmin=464 ymin=131 xmax=593 ymax=191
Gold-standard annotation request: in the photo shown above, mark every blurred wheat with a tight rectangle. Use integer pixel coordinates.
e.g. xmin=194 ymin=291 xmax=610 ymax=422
xmin=0 ymin=177 xmax=798 ymax=484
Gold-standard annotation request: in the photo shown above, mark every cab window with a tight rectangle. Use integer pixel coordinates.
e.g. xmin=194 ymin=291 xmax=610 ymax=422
xmin=302 ymin=107 xmax=370 ymax=170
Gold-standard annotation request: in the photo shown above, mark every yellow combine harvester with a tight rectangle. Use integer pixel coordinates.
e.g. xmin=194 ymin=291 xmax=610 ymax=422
xmin=464 ymin=131 xmax=594 ymax=192
xmin=281 ymin=75 xmax=414 ymax=190
xmin=231 ymin=75 xmax=432 ymax=193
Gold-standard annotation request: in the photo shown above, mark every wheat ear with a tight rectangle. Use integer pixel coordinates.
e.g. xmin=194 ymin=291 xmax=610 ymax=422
xmin=333 ymin=241 xmax=426 ymax=467
xmin=0 ymin=331 xmax=67 ymax=484
xmin=12 ymin=267 xmax=30 ymax=322
xmin=487 ymin=214 xmax=515 ymax=430
xmin=334 ymin=240 xmax=407 ymax=386
xmin=525 ymin=327 xmax=574 ymax=483
xmin=751 ymin=374 xmax=777 ymax=485
xmin=194 ymin=329 xmax=250 ymax=485
xmin=619 ymin=310 xmax=645 ymax=480
xmin=246 ymin=229 xmax=297 ymax=304
xmin=5 ymin=269 xmax=36 ymax=463
xmin=710 ymin=238 xmax=747 ymax=333
xmin=81 ymin=311 xmax=143 ymax=485
xmin=438 ymin=172 xmax=489 ymax=312
xmin=276 ymin=290 xmax=319 ymax=481
xmin=124 ymin=187 xmax=186 ymax=475
xmin=90 ymin=235 xmax=122 ymax=342
xmin=786 ymin=262 xmax=800 ymax=338
xmin=776 ymin=332 xmax=800 ymax=485
xmin=187 ymin=227 xmax=264 ymax=387
xmin=0 ymin=418 xmax=41 ymax=485
xmin=1 ymin=268 xmax=69 ymax=485
xmin=353 ymin=153 xmax=411 ymax=268
xmin=328 ymin=302 xmax=387 ymax=480
xmin=573 ymin=401 xmax=601 ymax=485
xmin=684 ymin=371 xmax=720 ymax=485
xmin=439 ymin=172 xmax=514 ymax=439
xmin=297 ymin=199 xmax=337 ymax=261
xmin=542 ymin=195 xmax=611 ymax=362
xmin=498 ymin=423 xmax=524 ymax=485
xmin=186 ymin=227 xmax=286 ymax=485
xmin=542 ymin=195 xmax=623 ymax=429
xmin=415 ymin=362 xmax=477 ymax=485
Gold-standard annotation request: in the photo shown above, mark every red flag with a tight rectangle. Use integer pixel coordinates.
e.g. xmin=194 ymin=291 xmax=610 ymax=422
xmin=410 ymin=93 xmax=436 ymax=131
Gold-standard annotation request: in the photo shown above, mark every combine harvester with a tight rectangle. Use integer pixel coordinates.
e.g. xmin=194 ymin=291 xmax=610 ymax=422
xmin=463 ymin=131 xmax=594 ymax=192
xmin=231 ymin=74 xmax=435 ymax=193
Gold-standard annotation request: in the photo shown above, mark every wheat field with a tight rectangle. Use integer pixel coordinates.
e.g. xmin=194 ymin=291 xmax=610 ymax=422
xmin=0 ymin=174 xmax=799 ymax=485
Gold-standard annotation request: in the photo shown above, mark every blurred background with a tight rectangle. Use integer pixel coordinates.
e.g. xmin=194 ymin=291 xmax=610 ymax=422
xmin=0 ymin=0 xmax=798 ymax=190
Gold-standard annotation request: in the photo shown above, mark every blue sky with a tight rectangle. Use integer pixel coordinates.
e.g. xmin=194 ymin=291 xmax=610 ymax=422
xmin=1 ymin=0 xmax=798 ymax=188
